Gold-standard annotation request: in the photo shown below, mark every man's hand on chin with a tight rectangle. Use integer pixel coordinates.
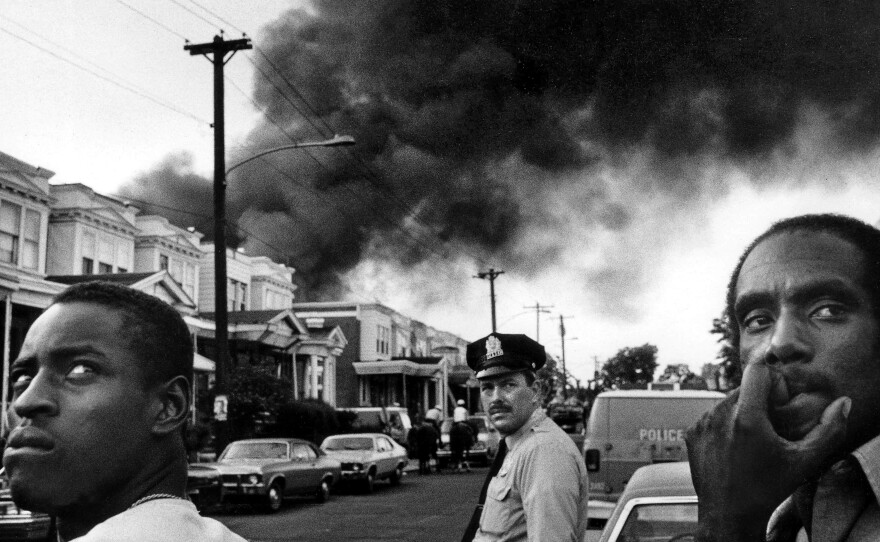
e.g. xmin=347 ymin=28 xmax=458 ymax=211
xmin=685 ymin=361 xmax=851 ymax=542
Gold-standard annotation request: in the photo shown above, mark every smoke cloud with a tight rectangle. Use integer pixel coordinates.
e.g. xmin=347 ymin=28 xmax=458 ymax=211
xmin=122 ymin=0 xmax=880 ymax=316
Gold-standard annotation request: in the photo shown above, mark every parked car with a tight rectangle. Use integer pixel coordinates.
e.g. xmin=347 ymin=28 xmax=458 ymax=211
xmin=186 ymin=464 xmax=223 ymax=512
xmin=596 ymin=461 xmax=697 ymax=542
xmin=0 ymin=490 xmax=52 ymax=542
xmin=0 ymin=471 xmax=52 ymax=542
xmin=320 ymin=433 xmax=408 ymax=493
xmin=206 ymin=438 xmax=341 ymax=513
xmin=437 ymin=414 xmax=500 ymax=467
xmin=548 ymin=402 xmax=586 ymax=452
xmin=337 ymin=407 xmax=412 ymax=449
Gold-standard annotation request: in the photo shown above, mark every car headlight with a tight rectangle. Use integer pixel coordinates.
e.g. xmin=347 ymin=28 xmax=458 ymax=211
xmin=247 ymin=474 xmax=261 ymax=485
xmin=353 ymin=463 xmax=362 ymax=471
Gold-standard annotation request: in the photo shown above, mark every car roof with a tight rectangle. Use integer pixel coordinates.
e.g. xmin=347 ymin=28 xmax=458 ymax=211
xmin=594 ymin=390 xmax=725 ymax=399
xmin=323 ymin=433 xmax=386 ymax=439
xmin=338 ymin=407 xmax=408 ymax=412
xmin=618 ymin=462 xmax=695 ymax=500
xmin=229 ymin=438 xmax=313 ymax=446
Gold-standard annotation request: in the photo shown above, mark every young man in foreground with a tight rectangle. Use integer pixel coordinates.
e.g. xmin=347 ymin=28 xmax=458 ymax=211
xmin=3 ymin=282 xmax=245 ymax=541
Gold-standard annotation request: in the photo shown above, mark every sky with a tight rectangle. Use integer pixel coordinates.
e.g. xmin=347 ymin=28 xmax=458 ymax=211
xmin=4 ymin=1 xmax=880 ymax=385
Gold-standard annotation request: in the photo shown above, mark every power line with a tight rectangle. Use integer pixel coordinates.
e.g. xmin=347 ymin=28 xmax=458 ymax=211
xmin=180 ymin=5 xmax=507 ymax=276
xmin=113 ymin=0 xmax=190 ymax=42
xmin=186 ymin=0 xmax=247 ymax=36
xmin=0 ymin=25 xmax=208 ymax=125
xmin=167 ymin=0 xmax=222 ymax=32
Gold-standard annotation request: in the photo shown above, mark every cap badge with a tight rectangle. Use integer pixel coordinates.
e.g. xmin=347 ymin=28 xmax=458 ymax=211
xmin=485 ymin=335 xmax=503 ymax=359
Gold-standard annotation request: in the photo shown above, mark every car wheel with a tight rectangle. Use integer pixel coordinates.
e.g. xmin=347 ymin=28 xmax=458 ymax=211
xmin=363 ymin=471 xmax=375 ymax=494
xmin=263 ymin=482 xmax=283 ymax=513
xmin=389 ymin=465 xmax=403 ymax=486
xmin=315 ymin=479 xmax=331 ymax=503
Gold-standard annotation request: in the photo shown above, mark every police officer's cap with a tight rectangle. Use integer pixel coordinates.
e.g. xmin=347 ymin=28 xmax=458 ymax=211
xmin=466 ymin=333 xmax=546 ymax=379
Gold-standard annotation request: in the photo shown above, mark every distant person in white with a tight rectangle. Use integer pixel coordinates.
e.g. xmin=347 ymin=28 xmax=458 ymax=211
xmin=454 ymin=399 xmax=469 ymax=422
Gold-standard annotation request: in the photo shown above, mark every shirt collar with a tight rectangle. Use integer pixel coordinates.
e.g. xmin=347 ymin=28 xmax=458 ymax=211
xmin=850 ymin=432 xmax=880 ymax=504
xmin=505 ymin=408 xmax=547 ymax=452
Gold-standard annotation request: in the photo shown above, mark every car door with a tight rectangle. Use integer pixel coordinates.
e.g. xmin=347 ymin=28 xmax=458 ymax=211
xmin=288 ymin=444 xmax=315 ymax=494
xmin=377 ymin=436 xmax=395 ymax=476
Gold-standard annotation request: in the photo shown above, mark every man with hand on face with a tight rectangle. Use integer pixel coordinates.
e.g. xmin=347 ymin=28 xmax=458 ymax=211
xmin=686 ymin=214 xmax=880 ymax=542
xmin=462 ymin=333 xmax=588 ymax=542
xmin=2 ymin=282 xmax=245 ymax=542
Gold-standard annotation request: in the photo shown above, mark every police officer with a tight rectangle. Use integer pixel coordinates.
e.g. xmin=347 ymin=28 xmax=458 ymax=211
xmin=463 ymin=333 xmax=588 ymax=542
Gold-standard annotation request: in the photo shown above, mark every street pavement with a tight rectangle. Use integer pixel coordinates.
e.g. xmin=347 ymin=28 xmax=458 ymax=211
xmin=213 ymin=467 xmax=486 ymax=542
xmin=212 ymin=467 xmax=604 ymax=542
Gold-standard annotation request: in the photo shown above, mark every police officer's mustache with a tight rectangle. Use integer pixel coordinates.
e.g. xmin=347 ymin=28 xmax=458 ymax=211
xmin=489 ymin=403 xmax=512 ymax=414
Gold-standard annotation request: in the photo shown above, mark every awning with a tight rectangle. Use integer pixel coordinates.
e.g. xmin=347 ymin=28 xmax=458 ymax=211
xmin=194 ymin=352 xmax=215 ymax=373
xmin=353 ymin=359 xmax=440 ymax=378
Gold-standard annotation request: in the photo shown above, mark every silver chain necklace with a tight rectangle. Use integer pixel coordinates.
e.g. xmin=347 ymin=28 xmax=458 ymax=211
xmin=128 ymin=493 xmax=187 ymax=509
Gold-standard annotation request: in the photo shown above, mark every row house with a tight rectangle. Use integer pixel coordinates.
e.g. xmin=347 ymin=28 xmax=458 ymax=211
xmin=291 ymin=301 xmax=471 ymax=419
xmin=0 ymin=152 xmax=66 ymax=431
xmin=0 ymin=150 xmax=469 ymax=426
xmin=195 ymin=245 xmax=346 ymax=406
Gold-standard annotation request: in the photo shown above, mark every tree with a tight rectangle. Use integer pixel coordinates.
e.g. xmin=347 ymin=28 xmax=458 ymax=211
xmin=601 ymin=344 xmax=659 ymax=389
xmin=710 ymin=314 xmax=742 ymax=390
xmin=225 ymin=362 xmax=293 ymax=440
xmin=536 ymin=355 xmax=562 ymax=407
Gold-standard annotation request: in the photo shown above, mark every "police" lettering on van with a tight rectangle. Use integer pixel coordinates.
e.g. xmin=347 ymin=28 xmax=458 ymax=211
xmin=638 ymin=428 xmax=684 ymax=441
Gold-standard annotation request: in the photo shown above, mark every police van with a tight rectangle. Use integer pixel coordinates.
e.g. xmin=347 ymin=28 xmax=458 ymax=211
xmin=583 ymin=389 xmax=724 ymax=518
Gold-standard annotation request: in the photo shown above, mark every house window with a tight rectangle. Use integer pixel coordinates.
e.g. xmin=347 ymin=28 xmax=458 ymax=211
xmin=376 ymin=325 xmax=390 ymax=355
xmin=0 ymin=201 xmax=21 ymax=264
xmin=21 ymin=209 xmax=40 ymax=270
xmin=227 ymin=279 xmax=247 ymax=311
xmin=81 ymin=258 xmax=94 ymax=274
xmin=98 ymin=262 xmax=113 ymax=274
xmin=159 ymin=254 xmax=169 ymax=270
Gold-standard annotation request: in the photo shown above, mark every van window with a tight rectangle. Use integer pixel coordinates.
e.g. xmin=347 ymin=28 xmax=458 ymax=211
xmin=351 ymin=411 xmax=385 ymax=432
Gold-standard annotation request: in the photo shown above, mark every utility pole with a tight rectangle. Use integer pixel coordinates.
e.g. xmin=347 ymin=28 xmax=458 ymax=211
xmin=185 ymin=34 xmax=251 ymax=450
xmin=475 ymin=268 xmax=504 ymax=332
xmin=559 ymin=315 xmax=573 ymax=399
xmin=523 ymin=302 xmax=553 ymax=342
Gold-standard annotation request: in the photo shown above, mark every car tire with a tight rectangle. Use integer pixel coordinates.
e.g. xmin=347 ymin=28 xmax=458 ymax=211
xmin=390 ymin=465 xmax=403 ymax=486
xmin=315 ymin=479 xmax=331 ymax=503
xmin=363 ymin=471 xmax=375 ymax=494
xmin=263 ymin=482 xmax=283 ymax=513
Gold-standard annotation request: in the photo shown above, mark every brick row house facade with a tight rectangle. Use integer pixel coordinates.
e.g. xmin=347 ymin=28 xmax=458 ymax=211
xmin=0 ymin=150 xmax=471 ymax=428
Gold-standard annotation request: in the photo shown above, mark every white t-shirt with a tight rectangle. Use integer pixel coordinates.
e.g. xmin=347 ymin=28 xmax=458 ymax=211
xmin=454 ymin=405 xmax=469 ymax=423
xmin=69 ymin=498 xmax=246 ymax=542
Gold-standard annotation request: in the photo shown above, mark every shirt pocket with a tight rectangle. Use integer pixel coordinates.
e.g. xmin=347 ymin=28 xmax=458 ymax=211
xmin=480 ymin=474 xmax=515 ymax=535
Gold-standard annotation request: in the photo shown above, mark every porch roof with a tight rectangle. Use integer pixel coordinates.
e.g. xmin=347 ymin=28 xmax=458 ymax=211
xmin=353 ymin=358 xmax=441 ymax=377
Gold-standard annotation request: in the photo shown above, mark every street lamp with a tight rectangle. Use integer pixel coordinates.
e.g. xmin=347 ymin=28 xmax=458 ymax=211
xmin=226 ymin=134 xmax=356 ymax=175
xmin=210 ymin=133 xmax=354 ymax=451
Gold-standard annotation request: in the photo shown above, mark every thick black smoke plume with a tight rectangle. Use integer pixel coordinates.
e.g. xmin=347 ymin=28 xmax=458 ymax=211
xmin=123 ymin=0 xmax=880 ymax=312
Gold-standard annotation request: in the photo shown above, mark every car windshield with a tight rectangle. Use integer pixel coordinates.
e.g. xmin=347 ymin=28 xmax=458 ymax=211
xmin=618 ymin=503 xmax=698 ymax=542
xmin=221 ymin=442 xmax=288 ymax=460
xmin=323 ymin=437 xmax=375 ymax=451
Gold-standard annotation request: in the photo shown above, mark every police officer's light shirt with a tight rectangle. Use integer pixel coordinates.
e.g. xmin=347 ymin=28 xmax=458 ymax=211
xmin=474 ymin=409 xmax=588 ymax=542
